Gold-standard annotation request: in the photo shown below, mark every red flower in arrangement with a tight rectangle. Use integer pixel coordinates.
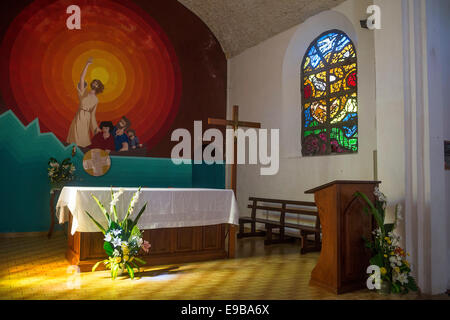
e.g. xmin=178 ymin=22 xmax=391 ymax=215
xmin=142 ymin=240 xmax=151 ymax=253
xmin=347 ymin=72 xmax=357 ymax=87
xmin=394 ymin=247 xmax=406 ymax=257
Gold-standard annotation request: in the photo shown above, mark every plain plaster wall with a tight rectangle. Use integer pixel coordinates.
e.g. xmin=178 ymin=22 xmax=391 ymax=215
xmin=424 ymin=0 xmax=450 ymax=293
xmin=374 ymin=0 xmax=449 ymax=294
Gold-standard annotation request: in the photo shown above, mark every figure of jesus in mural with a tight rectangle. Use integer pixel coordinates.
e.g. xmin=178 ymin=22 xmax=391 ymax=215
xmin=66 ymin=57 xmax=104 ymax=147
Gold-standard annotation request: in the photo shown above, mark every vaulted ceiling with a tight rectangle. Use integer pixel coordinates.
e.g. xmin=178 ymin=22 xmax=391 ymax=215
xmin=178 ymin=0 xmax=347 ymax=58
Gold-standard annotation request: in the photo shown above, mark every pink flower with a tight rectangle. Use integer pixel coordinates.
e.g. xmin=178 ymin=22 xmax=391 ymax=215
xmin=142 ymin=240 xmax=151 ymax=253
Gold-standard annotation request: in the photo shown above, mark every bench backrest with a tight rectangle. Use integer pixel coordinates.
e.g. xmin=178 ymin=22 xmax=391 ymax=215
xmin=247 ymin=197 xmax=320 ymax=229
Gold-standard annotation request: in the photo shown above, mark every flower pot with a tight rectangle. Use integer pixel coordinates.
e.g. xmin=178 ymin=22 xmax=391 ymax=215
xmin=377 ymin=280 xmax=391 ymax=295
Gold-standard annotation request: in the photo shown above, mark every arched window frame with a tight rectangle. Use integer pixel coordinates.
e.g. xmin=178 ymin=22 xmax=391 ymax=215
xmin=301 ymin=29 xmax=358 ymax=156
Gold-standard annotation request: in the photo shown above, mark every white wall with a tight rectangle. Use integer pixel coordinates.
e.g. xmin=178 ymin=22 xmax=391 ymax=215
xmin=228 ymin=0 xmax=377 ymax=214
xmin=424 ymin=0 xmax=450 ymax=293
xmin=373 ymin=0 xmax=405 ymax=224
xmin=374 ymin=0 xmax=449 ymax=294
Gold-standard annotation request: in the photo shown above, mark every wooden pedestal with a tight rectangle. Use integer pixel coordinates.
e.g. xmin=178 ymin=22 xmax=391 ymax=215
xmin=305 ymin=180 xmax=380 ymax=294
xmin=66 ymin=214 xmax=236 ymax=272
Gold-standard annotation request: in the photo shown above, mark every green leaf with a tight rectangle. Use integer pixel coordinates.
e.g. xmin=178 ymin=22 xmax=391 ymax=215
xmin=128 ymin=225 xmax=142 ymax=242
xmin=126 ymin=263 xmax=135 ymax=280
xmin=354 ymin=192 xmax=385 ymax=234
xmin=369 ymin=253 xmax=383 ymax=267
xmin=134 ymin=257 xmax=146 ymax=265
xmin=130 ymin=260 xmax=141 ymax=272
xmin=91 ymin=195 xmax=110 ymax=224
xmin=362 ymin=236 xmax=373 ymax=250
xmin=109 ymin=221 xmax=120 ymax=231
xmin=407 ymin=276 xmax=418 ymax=291
xmin=108 ymin=188 xmax=117 ymax=223
xmin=120 ymin=218 xmax=128 ymax=233
xmin=131 ymin=203 xmax=147 ymax=228
xmin=84 ymin=210 xmax=106 ymax=234
xmin=92 ymin=260 xmax=104 ymax=272
xmin=112 ymin=263 xmax=119 ymax=280
xmin=391 ymin=282 xmax=400 ymax=293
xmin=384 ymin=223 xmax=395 ymax=234
xmin=113 ymin=205 xmax=118 ymax=223
xmin=103 ymin=242 xmax=114 ymax=256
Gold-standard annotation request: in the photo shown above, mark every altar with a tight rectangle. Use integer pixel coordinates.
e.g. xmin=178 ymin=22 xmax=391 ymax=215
xmin=56 ymin=187 xmax=239 ymax=271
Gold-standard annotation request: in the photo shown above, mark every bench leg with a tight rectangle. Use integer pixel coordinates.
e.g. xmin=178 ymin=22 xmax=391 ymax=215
xmin=279 ymin=226 xmax=285 ymax=241
xmin=264 ymin=225 xmax=273 ymax=245
xmin=237 ymin=221 xmax=266 ymax=238
xmin=300 ymin=231 xmax=321 ymax=254
xmin=300 ymin=231 xmax=306 ymax=254
xmin=251 ymin=221 xmax=256 ymax=233
xmin=314 ymin=232 xmax=321 ymax=250
xmin=238 ymin=222 xmax=245 ymax=238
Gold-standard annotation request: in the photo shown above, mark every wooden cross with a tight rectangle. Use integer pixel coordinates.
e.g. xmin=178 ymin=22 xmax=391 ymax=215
xmin=208 ymin=105 xmax=261 ymax=198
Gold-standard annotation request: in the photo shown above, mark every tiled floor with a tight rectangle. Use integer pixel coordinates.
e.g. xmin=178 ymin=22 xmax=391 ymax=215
xmin=0 ymin=233 xmax=448 ymax=300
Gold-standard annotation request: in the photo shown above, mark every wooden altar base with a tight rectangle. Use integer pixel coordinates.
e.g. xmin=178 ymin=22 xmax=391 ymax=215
xmin=66 ymin=215 xmax=236 ymax=272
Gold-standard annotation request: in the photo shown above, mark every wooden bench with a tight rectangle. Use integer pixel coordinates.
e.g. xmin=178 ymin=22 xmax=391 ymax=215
xmin=238 ymin=197 xmax=321 ymax=254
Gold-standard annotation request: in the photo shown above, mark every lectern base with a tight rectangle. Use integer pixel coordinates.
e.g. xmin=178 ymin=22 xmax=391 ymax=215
xmin=305 ymin=180 xmax=380 ymax=295
xmin=309 ymin=277 xmax=366 ymax=294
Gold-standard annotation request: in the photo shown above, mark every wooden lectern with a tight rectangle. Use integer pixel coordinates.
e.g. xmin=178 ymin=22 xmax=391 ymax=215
xmin=305 ymin=180 xmax=380 ymax=294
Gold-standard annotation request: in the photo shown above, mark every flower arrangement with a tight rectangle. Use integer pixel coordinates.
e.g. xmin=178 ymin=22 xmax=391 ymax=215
xmin=355 ymin=187 xmax=418 ymax=294
xmin=47 ymin=157 xmax=75 ymax=188
xmin=84 ymin=187 xmax=151 ymax=280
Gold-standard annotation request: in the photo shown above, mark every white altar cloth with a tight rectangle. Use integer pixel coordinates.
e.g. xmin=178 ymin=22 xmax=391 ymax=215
xmin=56 ymin=187 xmax=239 ymax=235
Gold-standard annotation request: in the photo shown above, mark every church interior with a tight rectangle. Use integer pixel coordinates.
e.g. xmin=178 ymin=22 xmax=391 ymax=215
xmin=0 ymin=0 xmax=449 ymax=301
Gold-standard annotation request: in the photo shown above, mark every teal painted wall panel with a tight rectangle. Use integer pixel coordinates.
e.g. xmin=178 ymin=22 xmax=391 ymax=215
xmin=0 ymin=111 xmax=224 ymax=233
xmin=192 ymin=162 xmax=226 ymax=189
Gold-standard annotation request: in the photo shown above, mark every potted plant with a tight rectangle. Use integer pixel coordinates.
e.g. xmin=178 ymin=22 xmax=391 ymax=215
xmin=355 ymin=187 xmax=418 ymax=294
xmin=47 ymin=157 xmax=75 ymax=191
xmin=84 ymin=187 xmax=151 ymax=280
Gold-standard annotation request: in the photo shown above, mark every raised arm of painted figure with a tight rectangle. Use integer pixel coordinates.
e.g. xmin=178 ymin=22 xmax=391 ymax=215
xmin=78 ymin=57 xmax=93 ymax=93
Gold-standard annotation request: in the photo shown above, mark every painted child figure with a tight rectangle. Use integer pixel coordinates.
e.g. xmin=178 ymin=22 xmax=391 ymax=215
xmin=113 ymin=116 xmax=131 ymax=152
xmin=127 ymin=129 xmax=143 ymax=149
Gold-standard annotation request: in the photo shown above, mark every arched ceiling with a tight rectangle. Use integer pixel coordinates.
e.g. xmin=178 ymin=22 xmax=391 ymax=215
xmin=178 ymin=0 xmax=347 ymax=58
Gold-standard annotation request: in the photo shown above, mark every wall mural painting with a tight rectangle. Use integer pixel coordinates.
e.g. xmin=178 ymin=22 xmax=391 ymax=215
xmin=301 ymin=30 xmax=358 ymax=157
xmin=0 ymin=0 xmax=183 ymax=157
xmin=83 ymin=148 xmax=111 ymax=177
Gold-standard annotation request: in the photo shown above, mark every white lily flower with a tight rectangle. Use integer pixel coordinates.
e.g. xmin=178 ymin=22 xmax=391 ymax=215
xmin=104 ymin=233 xmax=112 ymax=242
xmin=111 ymin=237 xmax=122 ymax=248
xmin=112 ymin=229 xmax=122 ymax=236
xmin=110 ymin=188 xmax=124 ymax=212
xmin=128 ymin=189 xmax=142 ymax=215
xmin=393 ymin=272 xmax=409 ymax=285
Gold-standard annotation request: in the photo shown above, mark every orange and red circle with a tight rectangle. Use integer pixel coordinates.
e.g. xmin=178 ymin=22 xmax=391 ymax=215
xmin=1 ymin=0 xmax=182 ymax=149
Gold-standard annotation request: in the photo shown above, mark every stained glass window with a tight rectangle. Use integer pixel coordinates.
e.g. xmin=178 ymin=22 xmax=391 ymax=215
xmin=301 ymin=30 xmax=358 ymax=156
